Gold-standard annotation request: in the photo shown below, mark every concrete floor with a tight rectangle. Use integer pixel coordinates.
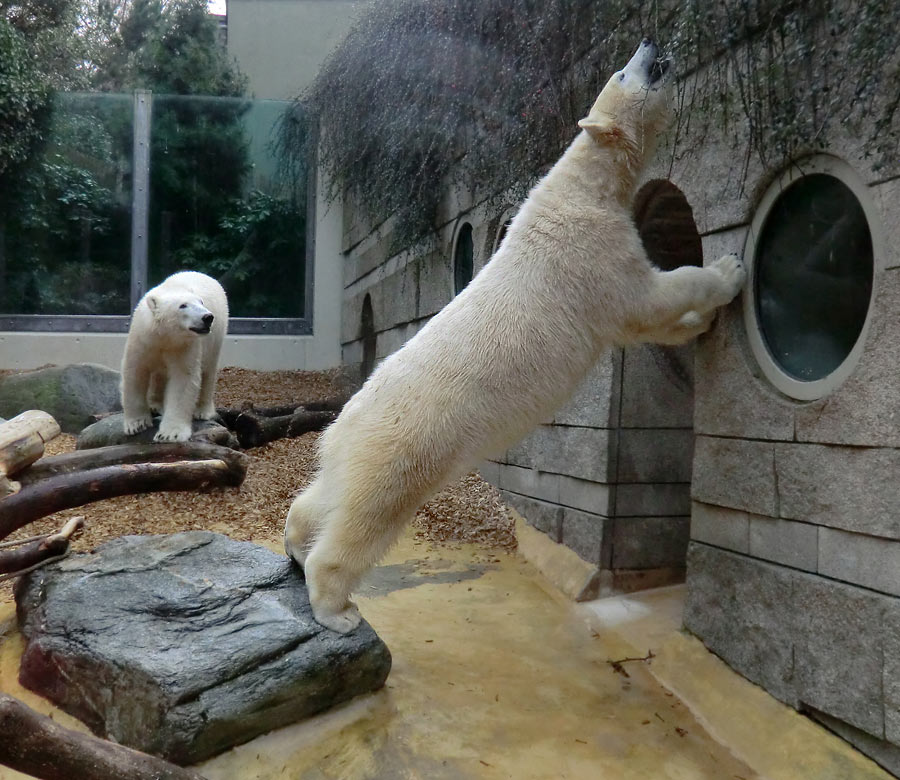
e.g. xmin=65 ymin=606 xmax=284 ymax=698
xmin=0 ymin=531 xmax=893 ymax=780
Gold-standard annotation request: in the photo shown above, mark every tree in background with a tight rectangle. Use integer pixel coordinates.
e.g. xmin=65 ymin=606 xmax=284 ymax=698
xmin=0 ymin=0 xmax=104 ymax=313
xmin=1 ymin=0 xmax=307 ymax=320
xmin=85 ymin=0 xmax=253 ymax=288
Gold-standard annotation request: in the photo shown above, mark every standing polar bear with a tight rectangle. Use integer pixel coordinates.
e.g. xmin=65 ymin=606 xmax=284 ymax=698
xmin=285 ymin=40 xmax=746 ymax=633
xmin=121 ymin=271 xmax=228 ymax=442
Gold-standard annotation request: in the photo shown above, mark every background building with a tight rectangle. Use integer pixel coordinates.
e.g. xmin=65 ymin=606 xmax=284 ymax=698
xmin=322 ymin=2 xmax=900 ymax=773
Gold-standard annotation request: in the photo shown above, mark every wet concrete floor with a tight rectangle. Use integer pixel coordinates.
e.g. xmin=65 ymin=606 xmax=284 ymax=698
xmin=0 ymin=531 xmax=892 ymax=779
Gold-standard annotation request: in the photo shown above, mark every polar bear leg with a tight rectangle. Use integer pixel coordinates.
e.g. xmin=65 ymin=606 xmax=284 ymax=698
xmin=284 ymin=477 xmax=329 ymax=567
xmin=635 ymin=254 xmax=745 ymax=344
xmin=194 ymin=333 xmax=223 ymax=420
xmin=154 ymin=359 xmax=200 ymax=442
xmin=302 ymin=493 xmax=415 ymax=634
xmin=122 ymin=361 xmax=154 ymax=435
xmin=147 ymin=371 xmax=166 ymax=415
xmin=303 ymin=545 xmax=365 ymax=633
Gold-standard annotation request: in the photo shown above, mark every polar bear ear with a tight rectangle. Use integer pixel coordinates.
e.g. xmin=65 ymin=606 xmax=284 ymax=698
xmin=578 ymin=115 xmax=627 ymax=145
xmin=145 ymin=295 xmax=158 ymax=313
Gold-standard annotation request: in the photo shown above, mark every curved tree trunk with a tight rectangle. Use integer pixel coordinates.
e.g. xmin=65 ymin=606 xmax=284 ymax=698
xmin=0 ymin=694 xmax=208 ymax=780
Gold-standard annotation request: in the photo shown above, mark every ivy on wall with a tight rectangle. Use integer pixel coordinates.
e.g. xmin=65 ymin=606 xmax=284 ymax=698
xmin=287 ymin=0 xmax=899 ymax=246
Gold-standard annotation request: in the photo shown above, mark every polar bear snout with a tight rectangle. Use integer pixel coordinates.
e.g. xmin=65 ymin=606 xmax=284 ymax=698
xmin=181 ymin=301 xmax=215 ymax=334
xmin=191 ymin=312 xmax=215 ymax=335
xmin=625 ymin=38 xmax=671 ymax=89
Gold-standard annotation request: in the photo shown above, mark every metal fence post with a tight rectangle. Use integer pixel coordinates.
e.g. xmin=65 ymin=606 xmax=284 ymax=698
xmin=130 ymin=90 xmax=152 ymax=311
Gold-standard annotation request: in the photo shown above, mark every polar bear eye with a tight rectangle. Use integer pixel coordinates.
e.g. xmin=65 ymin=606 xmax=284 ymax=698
xmin=179 ymin=303 xmax=187 ymax=309
xmin=619 ymin=72 xmax=625 ymax=82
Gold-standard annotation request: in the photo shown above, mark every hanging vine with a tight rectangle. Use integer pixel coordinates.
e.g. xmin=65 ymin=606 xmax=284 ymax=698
xmin=283 ymin=0 xmax=900 ymax=248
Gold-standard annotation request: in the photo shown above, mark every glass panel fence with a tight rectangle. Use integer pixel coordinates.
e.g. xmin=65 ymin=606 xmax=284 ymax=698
xmin=0 ymin=92 xmax=310 ymax=333
xmin=0 ymin=92 xmax=134 ymax=319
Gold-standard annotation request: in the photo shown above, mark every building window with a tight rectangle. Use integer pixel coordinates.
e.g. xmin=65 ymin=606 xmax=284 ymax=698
xmin=360 ymin=293 xmax=376 ymax=380
xmin=492 ymin=214 xmax=513 ymax=256
xmin=633 ymin=180 xmax=702 ymax=392
xmin=743 ymin=156 xmax=880 ymax=401
xmin=453 ymin=221 xmax=474 ymax=295
xmin=633 ymin=180 xmax=703 ymax=271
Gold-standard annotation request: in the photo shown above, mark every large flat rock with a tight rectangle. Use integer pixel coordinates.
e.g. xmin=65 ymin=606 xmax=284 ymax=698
xmin=0 ymin=363 xmax=122 ymax=433
xmin=14 ymin=532 xmax=391 ymax=765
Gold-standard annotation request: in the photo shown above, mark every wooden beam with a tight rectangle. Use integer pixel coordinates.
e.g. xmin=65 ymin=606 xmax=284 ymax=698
xmin=1 ymin=457 xmax=247 ymax=541
xmin=0 ymin=411 xmax=61 ymax=479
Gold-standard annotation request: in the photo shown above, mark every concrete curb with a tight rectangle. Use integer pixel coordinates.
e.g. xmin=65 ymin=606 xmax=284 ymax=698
xmin=512 ymin=511 xmax=600 ymax=601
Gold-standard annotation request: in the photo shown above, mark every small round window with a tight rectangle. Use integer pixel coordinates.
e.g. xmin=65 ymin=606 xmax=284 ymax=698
xmin=744 ymin=157 xmax=880 ymax=400
xmin=453 ymin=222 xmax=474 ymax=295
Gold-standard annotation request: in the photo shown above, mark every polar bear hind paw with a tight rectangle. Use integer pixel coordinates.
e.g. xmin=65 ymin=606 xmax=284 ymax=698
xmin=313 ymin=602 xmax=362 ymax=634
xmin=193 ymin=406 xmax=218 ymax=421
xmin=123 ymin=415 xmax=153 ymax=436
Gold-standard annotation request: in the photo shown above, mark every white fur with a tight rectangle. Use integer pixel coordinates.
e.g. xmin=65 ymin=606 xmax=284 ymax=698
xmin=285 ymin=41 xmax=746 ymax=633
xmin=121 ymin=271 xmax=228 ymax=442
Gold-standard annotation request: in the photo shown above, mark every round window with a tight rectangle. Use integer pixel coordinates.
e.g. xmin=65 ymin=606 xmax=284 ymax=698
xmin=743 ymin=157 xmax=880 ymax=400
xmin=453 ymin=222 xmax=474 ymax=295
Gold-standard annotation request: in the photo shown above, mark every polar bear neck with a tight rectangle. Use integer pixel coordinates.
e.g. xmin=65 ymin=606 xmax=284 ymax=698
xmin=541 ymin=130 xmax=646 ymax=209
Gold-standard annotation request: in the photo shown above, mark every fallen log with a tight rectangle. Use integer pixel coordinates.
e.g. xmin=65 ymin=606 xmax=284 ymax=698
xmin=1 ymin=458 xmax=247 ymax=541
xmin=0 ymin=516 xmax=84 ymax=577
xmin=0 ymin=476 xmax=19 ymax=497
xmin=215 ymin=396 xmax=346 ymax=432
xmin=0 ymin=693 xmax=208 ymax=780
xmin=231 ymin=408 xmax=336 ymax=449
xmin=0 ymin=411 xmax=61 ymax=479
xmin=19 ymin=442 xmax=249 ymax=485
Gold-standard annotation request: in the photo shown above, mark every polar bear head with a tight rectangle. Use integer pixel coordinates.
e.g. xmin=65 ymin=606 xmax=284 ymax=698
xmin=145 ymin=291 xmax=215 ymax=339
xmin=578 ymin=38 xmax=672 ymax=163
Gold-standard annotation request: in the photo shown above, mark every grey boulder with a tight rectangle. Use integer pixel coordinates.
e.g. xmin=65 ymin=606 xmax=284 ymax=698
xmin=15 ymin=532 xmax=392 ymax=765
xmin=77 ymin=412 xmax=239 ymax=450
xmin=0 ymin=363 xmax=121 ymax=433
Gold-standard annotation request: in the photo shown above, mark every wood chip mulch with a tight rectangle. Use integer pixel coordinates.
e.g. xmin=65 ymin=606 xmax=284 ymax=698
xmin=1 ymin=367 xmax=515 ymax=602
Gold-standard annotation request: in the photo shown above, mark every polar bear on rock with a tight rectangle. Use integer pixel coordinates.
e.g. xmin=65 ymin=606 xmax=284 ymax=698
xmin=121 ymin=271 xmax=228 ymax=443
xmin=285 ymin=40 xmax=746 ymax=633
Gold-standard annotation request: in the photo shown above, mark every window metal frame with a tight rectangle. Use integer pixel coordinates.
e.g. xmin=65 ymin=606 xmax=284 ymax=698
xmin=742 ymin=155 xmax=884 ymax=401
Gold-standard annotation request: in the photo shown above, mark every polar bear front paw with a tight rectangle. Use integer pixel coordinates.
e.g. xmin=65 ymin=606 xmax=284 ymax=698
xmin=123 ymin=415 xmax=153 ymax=436
xmin=154 ymin=424 xmax=192 ymax=442
xmin=313 ymin=602 xmax=362 ymax=634
xmin=677 ymin=311 xmax=704 ymax=329
xmin=712 ymin=253 xmax=747 ymax=297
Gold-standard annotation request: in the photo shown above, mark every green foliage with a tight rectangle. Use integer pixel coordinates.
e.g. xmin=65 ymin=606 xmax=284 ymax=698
xmin=85 ymin=0 xmax=257 ymax=299
xmin=0 ymin=18 xmax=51 ymax=177
xmin=0 ymin=0 xmax=310 ymax=322
xmin=0 ymin=103 xmax=131 ymax=315
xmin=173 ymin=190 xmax=307 ymax=318
xmin=0 ymin=0 xmax=87 ymax=180
xmin=87 ymin=0 xmax=245 ymax=96
xmin=297 ymin=0 xmax=900 ymax=245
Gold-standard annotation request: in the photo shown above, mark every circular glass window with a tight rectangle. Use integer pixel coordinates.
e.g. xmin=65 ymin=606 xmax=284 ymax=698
xmin=744 ymin=157 xmax=880 ymax=400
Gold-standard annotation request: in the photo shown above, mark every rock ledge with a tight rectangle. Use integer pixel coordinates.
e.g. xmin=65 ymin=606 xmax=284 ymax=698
xmin=15 ymin=532 xmax=391 ymax=764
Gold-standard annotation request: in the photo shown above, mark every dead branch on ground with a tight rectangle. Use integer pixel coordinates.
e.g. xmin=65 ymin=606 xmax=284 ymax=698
xmin=0 ymin=694 xmax=208 ymax=780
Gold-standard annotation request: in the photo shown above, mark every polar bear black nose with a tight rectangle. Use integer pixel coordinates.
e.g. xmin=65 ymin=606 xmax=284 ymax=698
xmin=202 ymin=313 xmax=214 ymax=327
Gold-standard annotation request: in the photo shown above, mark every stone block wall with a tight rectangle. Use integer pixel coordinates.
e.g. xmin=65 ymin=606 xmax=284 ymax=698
xmin=332 ymin=20 xmax=900 ymax=774
xmin=339 ymin=182 xmax=697 ymax=591
xmin=486 ymin=342 xmax=694 ymax=596
xmin=681 ymin=160 xmax=900 ymax=773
